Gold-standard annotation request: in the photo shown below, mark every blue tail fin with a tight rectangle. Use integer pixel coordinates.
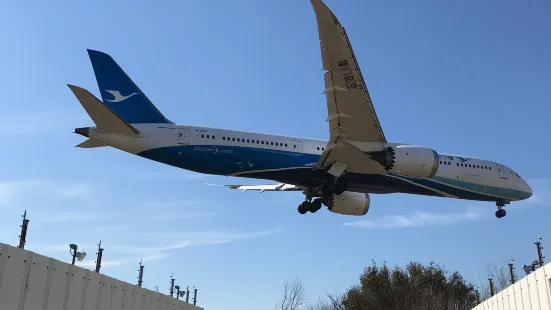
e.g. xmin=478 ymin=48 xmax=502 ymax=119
xmin=87 ymin=49 xmax=172 ymax=124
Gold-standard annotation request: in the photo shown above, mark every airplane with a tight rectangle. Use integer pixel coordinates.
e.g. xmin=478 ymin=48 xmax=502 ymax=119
xmin=69 ymin=0 xmax=532 ymax=219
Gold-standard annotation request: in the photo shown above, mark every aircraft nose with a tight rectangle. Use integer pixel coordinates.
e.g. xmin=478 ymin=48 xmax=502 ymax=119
xmin=524 ymin=181 xmax=533 ymax=199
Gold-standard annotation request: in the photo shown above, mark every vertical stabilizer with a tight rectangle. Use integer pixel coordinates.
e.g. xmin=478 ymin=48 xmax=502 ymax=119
xmin=87 ymin=49 xmax=172 ymax=124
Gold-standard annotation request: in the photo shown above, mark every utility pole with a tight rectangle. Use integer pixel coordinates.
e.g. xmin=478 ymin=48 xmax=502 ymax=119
xmin=508 ymin=261 xmax=516 ymax=284
xmin=186 ymin=286 xmax=190 ymax=303
xmin=488 ymin=278 xmax=495 ymax=297
xmin=535 ymin=236 xmax=545 ymax=267
xmin=193 ymin=287 xmax=198 ymax=306
xmin=95 ymin=240 xmax=104 ymax=273
xmin=138 ymin=260 xmax=145 ymax=287
xmin=18 ymin=210 xmax=29 ymax=249
xmin=169 ymin=273 xmax=175 ymax=298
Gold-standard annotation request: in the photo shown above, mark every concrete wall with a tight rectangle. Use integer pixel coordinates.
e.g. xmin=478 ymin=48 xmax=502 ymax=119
xmin=0 ymin=242 xmax=203 ymax=310
xmin=472 ymin=261 xmax=551 ymax=310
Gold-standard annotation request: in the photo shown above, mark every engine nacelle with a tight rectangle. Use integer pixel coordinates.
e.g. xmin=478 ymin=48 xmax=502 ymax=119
xmin=326 ymin=192 xmax=370 ymax=216
xmin=371 ymin=145 xmax=439 ymax=178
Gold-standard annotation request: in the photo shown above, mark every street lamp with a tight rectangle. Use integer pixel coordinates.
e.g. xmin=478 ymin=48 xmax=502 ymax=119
xmin=69 ymin=244 xmax=87 ymax=265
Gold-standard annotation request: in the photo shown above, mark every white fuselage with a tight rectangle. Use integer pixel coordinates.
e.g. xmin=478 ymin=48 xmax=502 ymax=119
xmin=86 ymin=123 xmax=533 ymax=203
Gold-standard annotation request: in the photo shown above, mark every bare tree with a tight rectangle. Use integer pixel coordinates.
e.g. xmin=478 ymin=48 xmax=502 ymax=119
xmin=305 ymin=293 xmax=345 ymax=310
xmin=276 ymin=277 xmax=307 ymax=310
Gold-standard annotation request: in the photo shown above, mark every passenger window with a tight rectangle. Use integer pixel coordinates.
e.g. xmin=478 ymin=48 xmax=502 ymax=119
xmin=212 ymin=136 xmax=215 ymax=139
xmin=285 ymin=143 xmax=288 ymax=147
xmin=261 ymin=141 xmax=264 ymax=144
xmin=237 ymin=138 xmax=240 ymax=142
xmin=489 ymin=167 xmax=492 ymax=170
xmin=201 ymin=134 xmax=204 ymax=138
xmin=317 ymin=147 xmax=320 ymax=150
xmin=207 ymin=135 xmax=210 ymax=138
xmin=440 ymin=161 xmax=442 ymax=164
xmin=222 ymin=137 xmax=225 ymax=140
xmin=232 ymin=138 xmax=235 ymax=141
xmin=456 ymin=163 xmax=459 ymax=166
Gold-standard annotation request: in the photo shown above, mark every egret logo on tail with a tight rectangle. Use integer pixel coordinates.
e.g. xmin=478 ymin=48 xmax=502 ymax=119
xmin=105 ymin=90 xmax=138 ymax=102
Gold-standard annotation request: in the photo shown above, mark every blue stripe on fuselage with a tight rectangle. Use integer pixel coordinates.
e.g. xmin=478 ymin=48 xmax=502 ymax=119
xmin=137 ymin=145 xmax=530 ymax=201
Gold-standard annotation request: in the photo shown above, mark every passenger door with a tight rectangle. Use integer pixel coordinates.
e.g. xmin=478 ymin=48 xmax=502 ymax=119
xmin=496 ymin=164 xmax=507 ymax=179
xmin=292 ymin=140 xmax=303 ymax=153
xmin=178 ymin=128 xmax=190 ymax=145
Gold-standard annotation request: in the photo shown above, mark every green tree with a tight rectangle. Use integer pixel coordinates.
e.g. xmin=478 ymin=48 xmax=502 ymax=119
xmin=341 ymin=261 xmax=478 ymax=310
xmin=277 ymin=261 xmax=479 ymax=310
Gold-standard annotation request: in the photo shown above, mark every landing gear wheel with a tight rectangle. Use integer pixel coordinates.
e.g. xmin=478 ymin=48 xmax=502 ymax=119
xmin=309 ymin=199 xmax=323 ymax=213
xmin=298 ymin=201 xmax=309 ymax=214
xmin=495 ymin=209 xmax=506 ymax=218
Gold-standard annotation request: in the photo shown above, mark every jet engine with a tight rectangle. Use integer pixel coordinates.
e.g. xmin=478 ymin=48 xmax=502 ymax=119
xmin=370 ymin=145 xmax=440 ymax=179
xmin=326 ymin=191 xmax=370 ymax=216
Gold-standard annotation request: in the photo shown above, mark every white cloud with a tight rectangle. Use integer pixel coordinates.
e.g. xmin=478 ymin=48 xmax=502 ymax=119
xmin=117 ymin=229 xmax=281 ymax=255
xmin=344 ymin=206 xmax=482 ymax=229
xmin=33 ymin=229 xmax=280 ymax=267
xmin=0 ymin=179 xmax=93 ymax=208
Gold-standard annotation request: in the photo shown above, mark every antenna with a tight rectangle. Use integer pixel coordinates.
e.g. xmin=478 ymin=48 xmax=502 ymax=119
xmin=508 ymin=260 xmax=516 ymax=284
xmin=488 ymin=278 xmax=495 ymax=297
xmin=175 ymin=285 xmax=181 ymax=300
xmin=95 ymin=240 xmax=104 ymax=273
xmin=193 ymin=287 xmax=198 ymax=306
xmin=138 ymin=259 xmax=145 ymax=287
xmin=18 ymin=210 xmax=30 ymax=249
xmin=186 ymin=286 xmax=190 ymax=303
xmin=535 ymin=235 xmax=545 ymax=267
xmin=169 ymin=273 xmax=175 ymax=297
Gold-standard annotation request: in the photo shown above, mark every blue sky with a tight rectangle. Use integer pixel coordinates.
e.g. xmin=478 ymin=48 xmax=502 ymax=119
xmin=1 ymin=0 xmax=550 ymax=309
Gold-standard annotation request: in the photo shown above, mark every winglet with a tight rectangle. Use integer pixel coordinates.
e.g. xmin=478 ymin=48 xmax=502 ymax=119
xmin=68 ymin=84 xmax=140 ymax=137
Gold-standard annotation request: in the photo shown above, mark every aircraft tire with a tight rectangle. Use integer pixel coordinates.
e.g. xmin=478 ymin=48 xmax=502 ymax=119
xmin=298 ymin=201 xmax=309 ymax=214
xmin=309 ymin=199 xmax=322 ymax=213
xmin=495 ymin=209 xmax=506 ymax=218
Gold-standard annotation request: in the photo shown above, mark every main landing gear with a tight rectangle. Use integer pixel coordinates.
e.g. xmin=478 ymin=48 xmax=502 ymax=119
xmin=298 ymin=198 xmax=323 ymax=214
xmin=297 ymin=178 xmax=349 ymax=214
xmin=495 ymin=199 xmax=509 ymax=218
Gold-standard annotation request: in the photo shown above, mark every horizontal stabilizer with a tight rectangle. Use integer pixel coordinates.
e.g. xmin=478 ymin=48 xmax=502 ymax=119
xmin=76 ymin=139 xmax=106 ymax=148
xmin=225 ymin=183 xmax=301 ymax=193
xmin=68 ymin=84 xmax=140 ymax=137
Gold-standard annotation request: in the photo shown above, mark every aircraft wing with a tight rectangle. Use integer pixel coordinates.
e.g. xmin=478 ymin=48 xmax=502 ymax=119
xmin=226 ymin=183 xmax=302 ymax=193
xmin=310 ymin=0 xmax=387 ymax=173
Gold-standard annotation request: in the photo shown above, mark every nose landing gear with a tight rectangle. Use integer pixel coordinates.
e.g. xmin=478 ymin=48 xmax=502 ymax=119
xmin=495 ymin=199 xmax=509 ymax=218
xmin=495 ymin=208 xmax=506 ymax=218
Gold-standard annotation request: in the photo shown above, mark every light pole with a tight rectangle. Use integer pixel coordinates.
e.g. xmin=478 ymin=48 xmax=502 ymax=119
xmin=69 ymin=244 xmax=87 ymax=265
